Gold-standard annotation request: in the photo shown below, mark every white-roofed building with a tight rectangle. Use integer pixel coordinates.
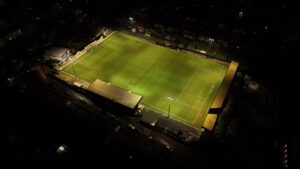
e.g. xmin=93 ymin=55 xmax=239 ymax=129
xmin=44 ymin=47 xmax=70 ymax=63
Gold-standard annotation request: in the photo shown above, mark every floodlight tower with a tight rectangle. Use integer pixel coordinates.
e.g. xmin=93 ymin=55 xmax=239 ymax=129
xmin=238 ymin=11 xmax=244 ymax=19
xmin=129 ymin=17 xmax=134 ymax=28
xmin=208 ymin=38 xmax=214 ymax=50
xmin=167 ymin=96 xmax=174 ymax=119
xmin=72 ymin=64 xmax=77 ymax=80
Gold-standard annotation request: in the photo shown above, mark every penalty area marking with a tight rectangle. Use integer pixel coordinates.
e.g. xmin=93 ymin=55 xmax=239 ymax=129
xmin=193 ymin=66 xmax=226 ymax=124
xmin=143 ymin=102 xmax=202 ymax=130
xmin=173 ymin=66 xmax=199 ymax=107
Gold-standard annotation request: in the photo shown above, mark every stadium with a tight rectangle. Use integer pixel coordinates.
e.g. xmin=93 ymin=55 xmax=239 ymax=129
xmin=58 ymin=30 xmax=238 ymax=131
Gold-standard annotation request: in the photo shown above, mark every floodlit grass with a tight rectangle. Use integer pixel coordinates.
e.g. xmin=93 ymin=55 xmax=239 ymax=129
xmin=63 ymin=32 xmax=228 ymax=129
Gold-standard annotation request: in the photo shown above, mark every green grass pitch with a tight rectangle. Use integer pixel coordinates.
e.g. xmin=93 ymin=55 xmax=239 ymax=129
xmin=63 ymin=32 xmax=228 ymax=129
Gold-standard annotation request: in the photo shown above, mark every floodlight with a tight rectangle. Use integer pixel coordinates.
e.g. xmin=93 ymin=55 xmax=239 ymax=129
xmin=167 ymin=96 xmax=173 ymax=101
xmin=56 ymin=144 xmax=67 ymax=153
xmin=239 ymin=11 xmax=244 ymax=18
xmin=58 ymin=145 xmax=65 ymax=151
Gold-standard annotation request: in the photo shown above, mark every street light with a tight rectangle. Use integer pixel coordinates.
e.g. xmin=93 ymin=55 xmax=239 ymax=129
xmin=166 ymin=96 xmax=173 ymax=119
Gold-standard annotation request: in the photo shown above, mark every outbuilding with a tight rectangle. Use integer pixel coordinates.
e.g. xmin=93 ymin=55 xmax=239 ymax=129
xmin=44 ymin=47 xmax=70 ymax=63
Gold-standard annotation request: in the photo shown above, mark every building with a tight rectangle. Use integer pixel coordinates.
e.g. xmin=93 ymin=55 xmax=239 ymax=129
xmin=44 ymin=47 xmax=70 ymax=63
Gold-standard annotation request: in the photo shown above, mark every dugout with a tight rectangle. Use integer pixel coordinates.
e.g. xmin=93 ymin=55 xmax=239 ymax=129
xmin=87 ymin=79 xmax=143 ymax=115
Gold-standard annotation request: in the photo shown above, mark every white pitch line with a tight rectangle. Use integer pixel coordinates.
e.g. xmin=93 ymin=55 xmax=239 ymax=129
xmin=192 ymin=80 xmax=210 ymax=124
xmin=173 ymin=67 xmax=212 ymax=125
xmin=192 ymin=66 xmax=227 ymax=124
xmin=175 ymin=99 xmax=202 ymax=111
xmin=192 ymin=88 xmax=211 ymax=124
xmin=147 ymin=103 xmax=196 ymax=126
xmin=129 ymin=51 xmax=161 ymax=86
xmin=173 ymin=66 xmax=199 ymax=105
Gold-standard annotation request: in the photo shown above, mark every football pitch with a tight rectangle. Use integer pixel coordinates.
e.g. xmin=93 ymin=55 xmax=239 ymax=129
xmin=63 ymin=32 xmax=229 ymax=129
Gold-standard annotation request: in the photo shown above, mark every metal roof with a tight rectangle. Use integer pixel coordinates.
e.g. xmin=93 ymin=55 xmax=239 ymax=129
xmin=88 ymin=79 xmax=142 ymax=109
